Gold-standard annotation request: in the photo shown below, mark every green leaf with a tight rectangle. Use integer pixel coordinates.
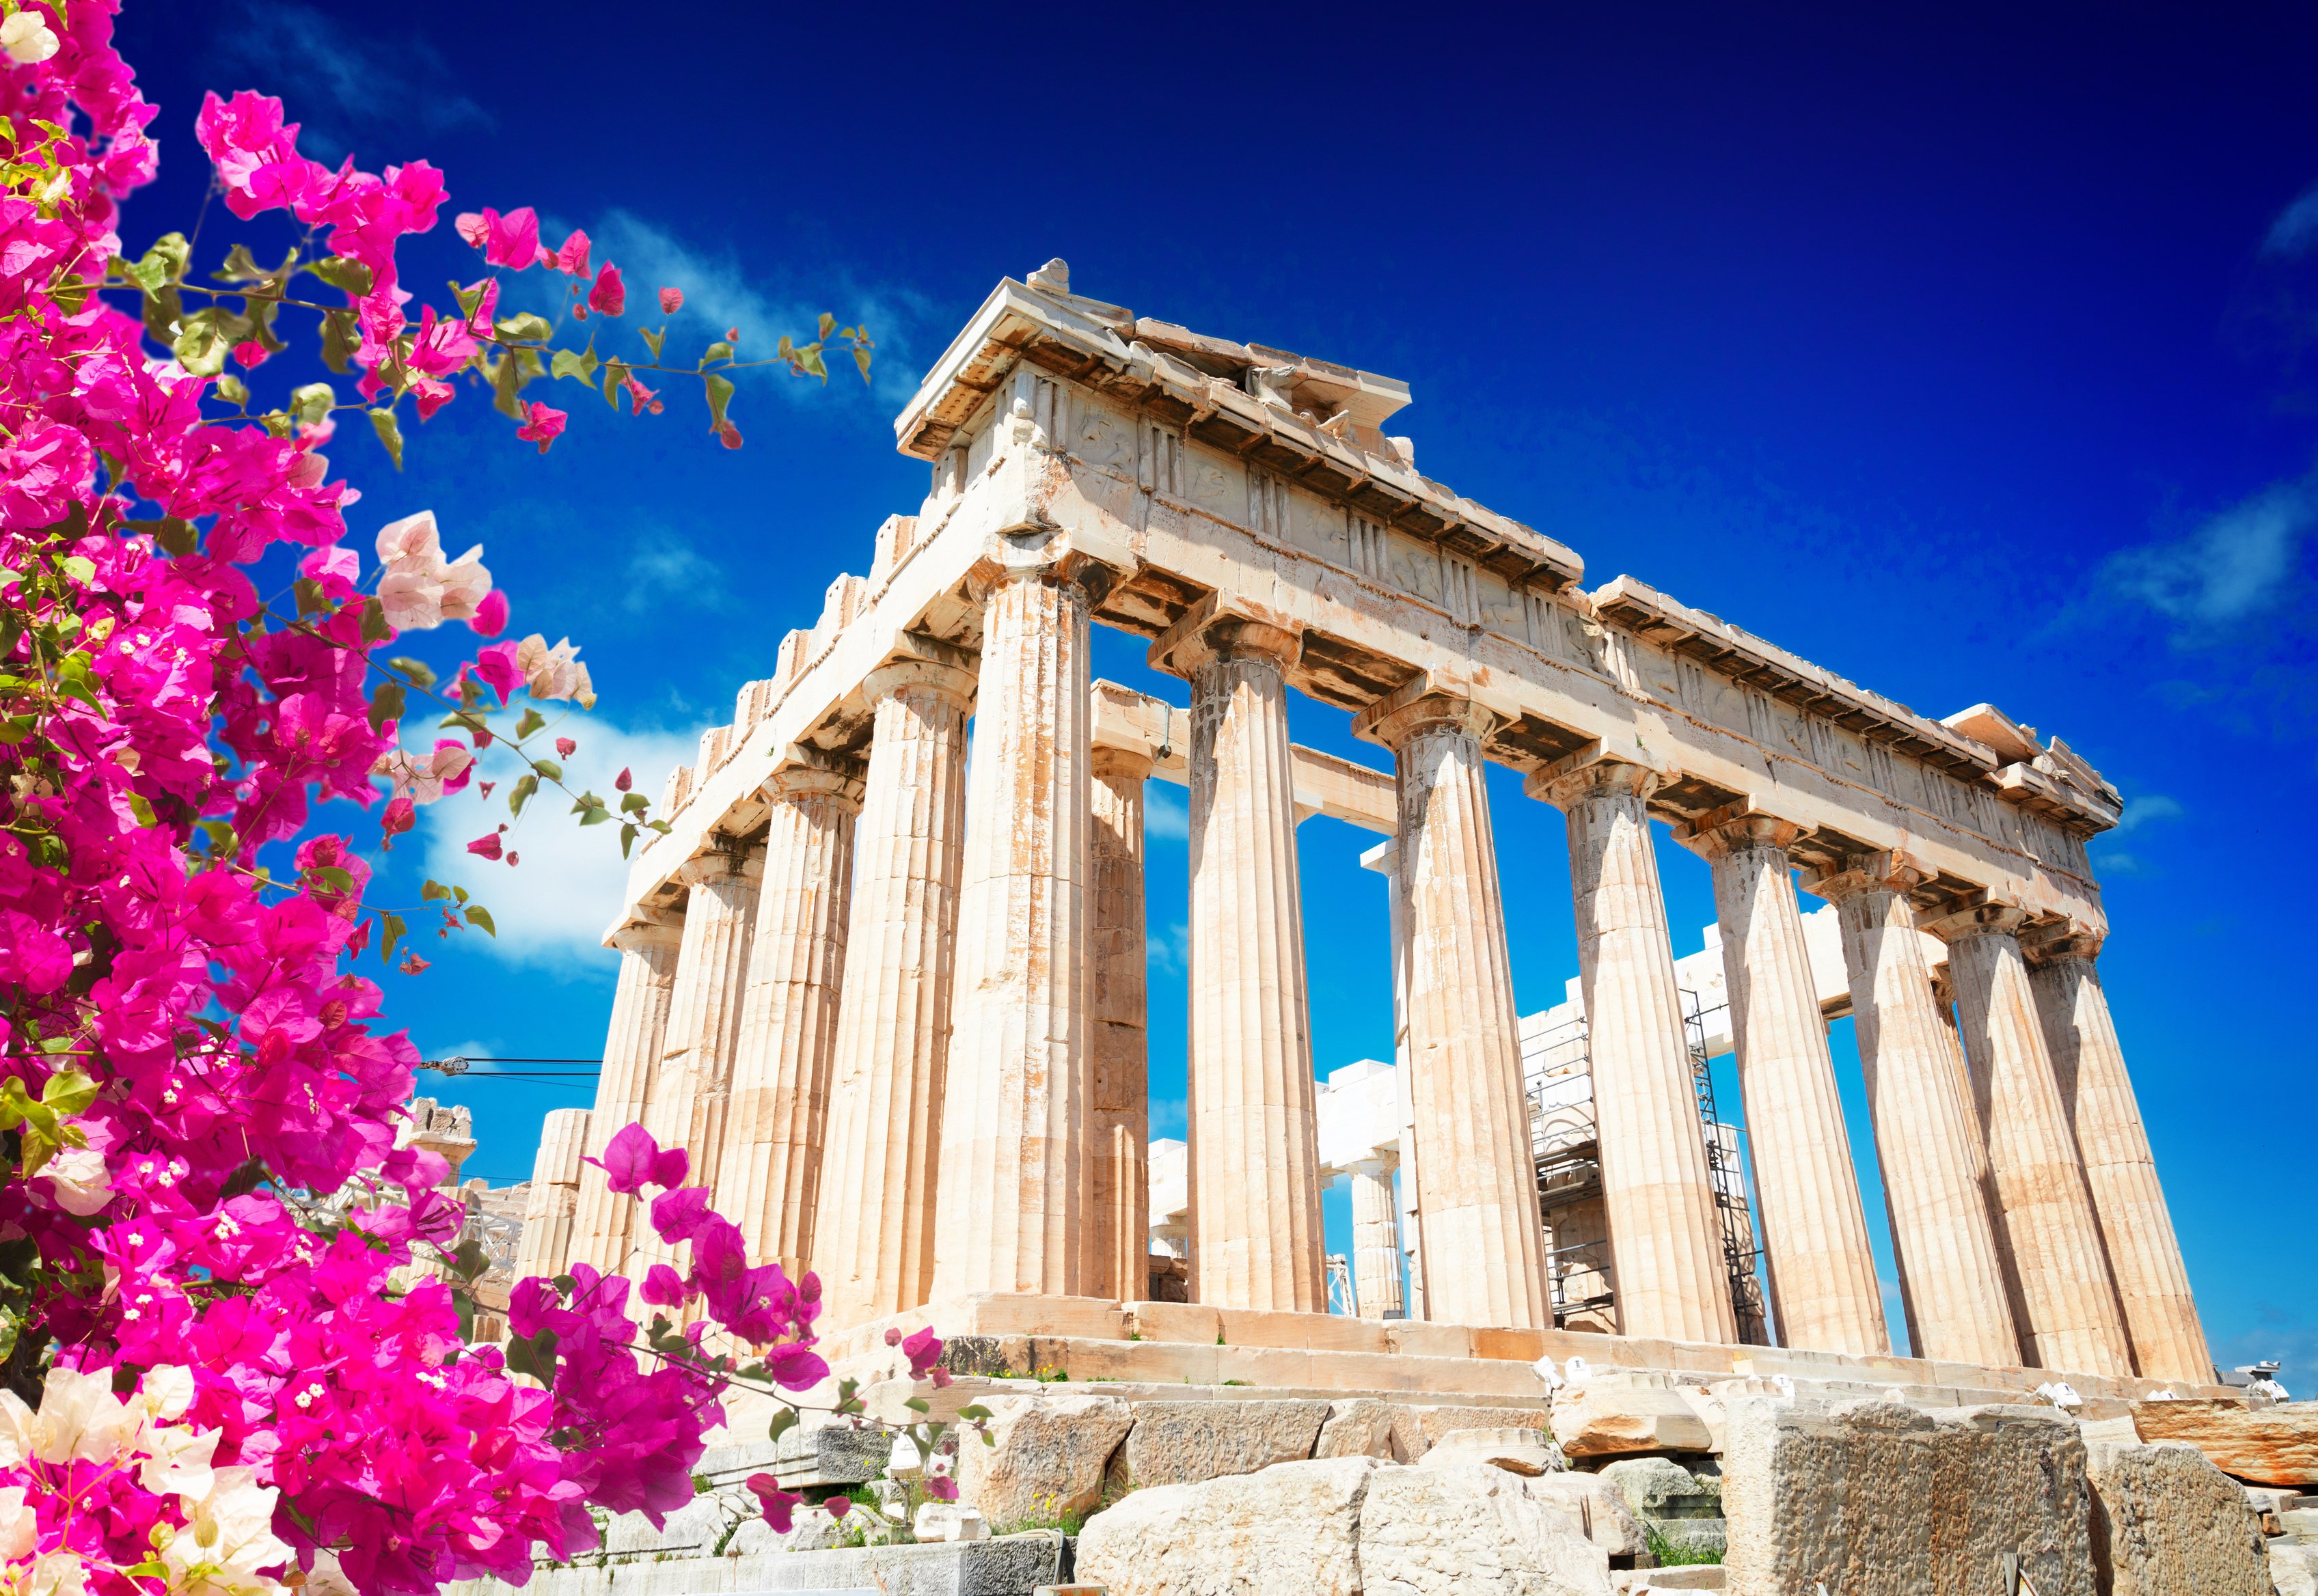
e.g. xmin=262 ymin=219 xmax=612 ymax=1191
xmin=309 ymin=256 xmax=374 ymax=296
xmin=172 ymin=308 xmax=238 ymax=379
xmin=508 ymin=773 xmax=538 ymax=816
xmin=618 ymin=823 xmax=637 ymax=859
xmin=306 ymin=865 xmax=355 ymax=895
xmin=53 ymin=654 xmax=102 ymax=713
xmin=41 ymin=1067 xmax=98 ymax=1115
xmin=515 ymin=707 xmax=546 ymax=739
xmin=620 ymin=791 xmax=650 ymax=814
xmin=530 ymin=759 xmax=563 ymax=781
xmin=141 ymin=284 xmax=183 ymax=348
xmin=495 ymin=312 xmax=554 ymax=344
xmin=422 ymin=879 xmax=452 ymax=902
xmin=765 ymin=1407 xmax=800 ymax=1444
xmin=368 ymin=408 xmax=405 ymax=470
xmin=59 ymin=555 xmax=95 ymax=585
xmin=386 ymin=656 xmax=438 ymax=689
xmin=551 ymin=344 xmax=600 ymax=384
xmin=135 ymin=232 xmax=189 ymax=290
xmin=505 ymin=1327 xmax=559 ymax=1382
xmin=601 ymin=358 xmax=629 ymax=409
xmin=800 ymin=345 xmax=828 ymax=383
xmin=450 ymin=279 xmax=487 ymax=318
xmin=640 ymin=327 xmax=664 ymax=359
xmin=904 ymin=1396 xmax=931 ymax=1414
xmin=452 ymin=884 xmax=469 ymax=905
xmin=366 ymin=680 xmax=405 ymax=732
xmin=464 ymin=905 xmax=496 ymax=937
xmin=705 ymin=372 xmax=735 ymax=432
xmin=359 ymin=597 xmax=394 ymax=644
xmin=818 ymin=312 xmax=836 ymax=341
xmin=290 ymin=383 xmax=336 ymax=427
xmin=321 ymin=308 xmax=361 ymax=374
xmin=700 ymin=341 xmax=733 ymax=366
xmin=577 ymin=804 xmax=609 ymax=827
xmin=854 ymin=345 xmax=873 ymax=384
xmin=125 ymin=791 xmax=157 ymax=827
xmin=379 ymin=911 xmax=407 ymax=965
xmin=215 ymin=373 xmax=249 ymax=407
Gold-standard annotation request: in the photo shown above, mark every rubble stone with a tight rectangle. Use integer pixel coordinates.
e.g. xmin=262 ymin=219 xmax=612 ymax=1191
xmin=2272 ymin=1543 xmax=2318 ymax=1596
xmin=1390 ymin=1403 xmax=1557 ymax=1462
xmin=1314 ymin=1396 xmax=1397 ymax=1459
xmin=2130 ymin=1398 xmax=2318 ymax=1486
xmin=1074 ymin=1455 xmax=1378 ymax=1596
xmin=1119 ymin=1397 xmax=1328 ymax=1487
xmin=1551 ymin=1371 xmax=1714 ymax=1458
xmin=955 ymin=1392 xmax=1132 ymax=1532
xmin=1358 ymin=1459 xmax=1614 ymax=1595
xmin=2085 ymin=1438 xmax=2271 ymax=1596
xmin=1419 ymin=1425 xmax=1566 ymax=1476
xmin=1600 ymin=1456 xmax=1726 ymax=1558
xmin=1528 ymin=1472 xmax=1650 ymax=1558
xmin=1721 ymin=1399 xmax=2095 ymax=1596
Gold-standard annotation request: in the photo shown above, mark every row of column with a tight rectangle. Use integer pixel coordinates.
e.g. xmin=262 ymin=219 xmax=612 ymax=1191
xmin=561 ymin=533 xmax=2207 ymax=1384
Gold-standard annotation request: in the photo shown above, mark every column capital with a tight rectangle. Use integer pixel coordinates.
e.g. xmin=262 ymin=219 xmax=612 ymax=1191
xmin=2020 ymin=920 xmax=2105 ymax=968
xmin=1673 ymin=802 xmax=1805 ymax=859
xmin=1351 ymin=672 xmax=1497 ymax=752
xmin=759 ymin=747 xmax=867 ymax=812
xmin=1920 ymin=896 xmax=2031 ymax=946
xmin=1522 ymin=745 xmax=1669 ymax=811
xmin=1797 ymin=849 xmax=1932 ymax=905
xmin=673 ymin=841 xmax=754 ymax=890
xmin=1146 ymin=592 xmax=1302 ymax=678
xmin=608 ymin=908 xmax=685 ymax=952
xmin=863 ymin=631 xmax=977 ymax=715
xmin=966 ymin=523 xmax=1134 ymax=607
xmin=1091 ymin=743 xmax=1155 ymax=782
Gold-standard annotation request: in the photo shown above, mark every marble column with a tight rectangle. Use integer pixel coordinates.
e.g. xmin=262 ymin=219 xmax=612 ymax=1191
xmin=1360 ymin=839 xmax=1426 ymax=1320
xmin=1530 ymin=757 xmax=1736 ymax=1346
xmin=816 ymin=652 xmax=974 ymax=1328
xmin=515 ymin=1107 xmax=592 ymax=1280
xmin=1154 ymin=603 xmax=1325 ymax=1312
xmin=639 ymin=843 xmax=761 ymax=1270
xmin=714 ymin=759 xmax=862 ymax=1280
xmin=2023 ymin=928 xmax=2211 ymax=1384
xmin=1089 ymin=743 xmax=1152 ymax=1304
xmin=1349 ymin=1156 xmax=1406 ymax=1319
xmin=1681 ymin=812 xmax=1888 ymax=1357
xmin=1805 ymin=855 xmax=2019 ymax=1367
xmin=1356 ymin=685 xmax=1549 ymax=1332
xmin=930 ymin=538 xmax=1114 ymax=1299
xmin=568 ymin=916 xmax=682 ymax=1278
xmin=1928 ymin=902 xmax=2133 ymax=1377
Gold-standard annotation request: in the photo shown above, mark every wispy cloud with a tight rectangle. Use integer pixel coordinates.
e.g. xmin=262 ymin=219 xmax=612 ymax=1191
xmin=418 ymin=711 xmax=706 ymax=966
xmin=2263 ymin=182 xmax=2318 ymax=258
xmin=2100 ymin=465 xmax=2318 ymax=631
xmin=2112 ymin=794 xmax=2184 ymax=834
xmin=1150 ymin=1097 xmax=1188 ymax=1139
xmin=213 ymin=2 xmax=490 ymax=161
xmin=623 ymin=537 xmax=729 ymax=614
xmin=1145 ymin=787 xmax=1190 ymax=843
xmin=1147 ymin=920 xmax=1190 ymax=977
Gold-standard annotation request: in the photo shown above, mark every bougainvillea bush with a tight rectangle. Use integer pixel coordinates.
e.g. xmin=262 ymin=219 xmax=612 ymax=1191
xmin=0 ymin=4 xmax=938 ymax=1595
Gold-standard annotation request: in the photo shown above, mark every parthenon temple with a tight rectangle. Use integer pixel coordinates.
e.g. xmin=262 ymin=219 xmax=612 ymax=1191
xmin=526 ymin=258 xmax=2213 ymax=1401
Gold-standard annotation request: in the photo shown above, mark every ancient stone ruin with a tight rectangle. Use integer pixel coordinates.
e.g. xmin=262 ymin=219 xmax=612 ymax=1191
xmin=471 ymin=261 xmax=2313 ymax=1596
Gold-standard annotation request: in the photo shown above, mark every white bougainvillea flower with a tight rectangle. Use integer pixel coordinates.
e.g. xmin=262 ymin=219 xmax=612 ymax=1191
xmin=25 ymin=1552 xmax=87 ymax=1596
xmin=41 ymin=1142 xmax=113 ymax=1216
xmin=372 ymin=743 xmax=474 ymax=805
xmin=138 ymin=1422 xmax=220 ymax=1500
xmin=165 ymin=1466 xmax=294 ymax=1596
xmin=0 ymin=1487 xmax=33 ymax=1561
xmin=0 ymin=1365 xmax=140 ymax=1466
xmin=515 ymin=633 xmax=595 ymax=708
xmin=0 ymin=12 xmax=61 ymax=64
xmin=373 ymin=510 xmax=492 ymax=632
xmin=374 ymin=509 xmax=442 ymax=564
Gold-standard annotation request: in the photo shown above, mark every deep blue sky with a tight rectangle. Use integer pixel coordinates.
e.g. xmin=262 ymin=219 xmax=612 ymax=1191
xmin=115 ymin=3 xmax=2317 ymax=1377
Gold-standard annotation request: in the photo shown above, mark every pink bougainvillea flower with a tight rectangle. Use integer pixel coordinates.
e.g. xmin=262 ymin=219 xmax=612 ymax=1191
xmin=555 ymin=737 xmax=576 ymax=758
xmin=454 ymin=204 xmax=540 ymax=269
xmin=718 ymin=424 xmax=743 ymax=450
xmin=515 ymin=633 xmax=595 ymax=708
xmin=615 ymin=767 xmax=633 ymax=791
xmin=901 ymin=1326 xmax=946 ymax=1381
xmin=623 ymin=375 xmax=662 ymax=416
xmin=465 ymin=831 xmax=504 ymax=860
xmin=659 ymin=286 xmax=682 ymax=313
xmin=516 ymin=401 xmax=567 ymax=453
xmin=554 ymin=228 xmax=590 ymax=276
xmin=587 ymin=264 xmax=625 ymax=316
xmin=231 ymin=340 xmax=269 ymax=368
xmin=746 ymin=1474 xmax=800 ymax=1533
xmin=472 ymin=588 xmax=508 ymax=637
xmin=475 ymin=639 xmax=523 ymax=702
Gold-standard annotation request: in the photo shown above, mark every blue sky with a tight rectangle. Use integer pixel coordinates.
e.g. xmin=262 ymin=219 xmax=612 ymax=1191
xmin=116 ymin=3 xmax=2317 ymax=1379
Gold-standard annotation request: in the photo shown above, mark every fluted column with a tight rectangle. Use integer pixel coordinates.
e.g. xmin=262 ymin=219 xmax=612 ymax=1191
xmin=715 ymin=759 xmax=862 ymax=1280
xmin=816 ymin=650 xmax=975 ymax=1327
xmin=515 ymin=1107 xmax=592 ymax=1280
xmin=1350 ymin=1156 xmax=1406 ymax=1319
xmin=1363 ymin=839 xmax=1427 ymax=1320
xmin=1356 ymin=685 xmax=1549 ymax=1332
xmin=1928 ymin=901 xmax=2132 ymax=1377
xmin=1805 ymin=855 xmax=2019 ymax=1366
xmin=1531 ymin=757 xmax=1736 ymax=1345
xmin=1681 ymin=812 xmax=1888 ymax=1356
xmin=1089 ymin=743 xmax=1152 ymax=1304
xmin=640 ymin=844 xmax=761 ymax=1269
xmin=2023 ymin=928 xmax=2210 ymax=1384
xmin=1154 ymin=600 xmax=1325 ymax=1312
xmin=931 ymin=536 xmax=1117 ymax=1298
xmin=569 ymin=917 xmax=683 ymax=1278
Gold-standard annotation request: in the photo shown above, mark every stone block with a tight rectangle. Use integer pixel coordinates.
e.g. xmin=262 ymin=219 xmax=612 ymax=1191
xmin=2273 ymin=1543 xmax=2318 ymax=1596
xmin=1470 ymin=1326 xmax=1549 ymax=1363
xmin=2286 ymin=1506 xmax=2318 ymax=1541
xmin=911 ymin=1501 xmax=990 ymax=1543
xmin=1551 ymin=1371 xmax=1715 ymax=1458
xmin=1527 ymin=1472 xmax=1650 ymax=1558
xmin=1127 ymin=1300 xmax=1219 ymax=1345
xmin=2131 ymin=1398 xmax=2318 ymax=1486
xmin=1389 ymin=1321 xmax=1476 ymax=1360
xmin=1614 ymin=1569 xmax=1727 ymax=1591
xmin=1313 ymin=1396 xmax=1396 ymax=1459
xmin=2085 ymin=1438 xmax=2272 ymax=1596
xmin=1389 ymin=1403 xmax=1556 ymax=1463
xmin=956 ymin=1293 xmax=1129 ymax=1342
xmin=1721 ymin=1398 xmax=2095 ymax=1596
xmin=1419 ymin=1426 xmax=1566 ymax=1476
xmin=1075 ymin=1455 xmax=1379 ymax=1596
xmin=1119 ymin=1398 xmax=1330 ymax=1487
xmin=768 ymin=1420 xmax=892 ymax=1487
xmin=1216 ymin=1307 xmax=1389 ymax=1353
xmin=955 ymin=1392 xmax=1133 ymax=1533
xmin=1357 ymin=1459 xmax=1614 ymax=1595
xmin=1599 ymin=1457 xmax=1721 ymax=1524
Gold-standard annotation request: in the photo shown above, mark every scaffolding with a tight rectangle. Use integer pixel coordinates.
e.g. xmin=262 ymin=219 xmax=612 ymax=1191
xmin=1684 ymin=990 xmax=1771 ymax=1345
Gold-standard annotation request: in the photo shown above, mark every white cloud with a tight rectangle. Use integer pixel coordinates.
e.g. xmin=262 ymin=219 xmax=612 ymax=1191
xmin=214 ymin=1 xmax=490 ymax=159
xmin=2102 ymin=468 xmax=2318 ymax=627
xmin=2089 ymin=848 xmax=2144 ymax=876
xmin=2113 ymin=794 xmax=2184 ymax=834
xmin=418 ymin=710 xmax=706 ymax=966
xmin=1150 ymin=1097 xmax=1188 ymax=1139
xmin=623 ymin=536 xmax=728 ymax=614
xmin=1145 ymin=786 xmax=1190 ymax=843
xmin=2263 ymin=182 xmax=2318 ymax=258
xmin=1147 ymin=920 xmax=1190 ymax=977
